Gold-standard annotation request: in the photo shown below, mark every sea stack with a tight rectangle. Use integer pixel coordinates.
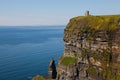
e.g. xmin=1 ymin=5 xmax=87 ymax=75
xmin=48 ymin=58 xmax=57 ymax=79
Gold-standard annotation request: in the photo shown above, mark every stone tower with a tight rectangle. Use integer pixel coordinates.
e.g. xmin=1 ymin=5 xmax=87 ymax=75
xmin=85 ymin=11 xmax=90 ymax=16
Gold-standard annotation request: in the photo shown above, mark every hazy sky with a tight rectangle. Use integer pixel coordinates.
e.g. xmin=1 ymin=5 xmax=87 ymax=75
xmin=0 ymin=0 xmax=120 ymax=26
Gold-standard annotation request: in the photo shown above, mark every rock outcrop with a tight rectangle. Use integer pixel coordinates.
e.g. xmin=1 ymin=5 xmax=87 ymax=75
xmin=48 ymin=58 xmax=57 ymax=79
xmin=57 ymin=15 xmax=120 ymax=80
xmin=32 ymin=58 xmax=57 ymax=80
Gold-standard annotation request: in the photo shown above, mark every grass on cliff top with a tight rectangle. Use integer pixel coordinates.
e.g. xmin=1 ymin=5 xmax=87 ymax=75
xmin=61 ymin=57 xmax=77 ymax=66
xmin=66 ymin=15 xmax=120 ymax=31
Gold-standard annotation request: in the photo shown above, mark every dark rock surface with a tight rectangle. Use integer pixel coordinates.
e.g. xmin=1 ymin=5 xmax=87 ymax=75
xmin=48 ymin=58 xmax=57 ymax=79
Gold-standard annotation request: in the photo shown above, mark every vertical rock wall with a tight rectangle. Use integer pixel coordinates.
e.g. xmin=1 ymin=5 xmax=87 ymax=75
xmin=57 ymin=15 xmax=120 ymax=80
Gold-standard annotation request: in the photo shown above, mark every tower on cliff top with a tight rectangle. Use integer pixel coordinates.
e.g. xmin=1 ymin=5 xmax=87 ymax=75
xmin=85 ymin=11 xmax=90 ymax=16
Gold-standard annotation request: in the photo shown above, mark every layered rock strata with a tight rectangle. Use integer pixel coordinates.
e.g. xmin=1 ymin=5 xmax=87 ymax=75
xmin=57 ymin=15 xmax=120 ymax=80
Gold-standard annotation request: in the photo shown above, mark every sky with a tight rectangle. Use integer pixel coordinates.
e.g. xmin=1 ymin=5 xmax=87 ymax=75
xmin=0 ymin=0 xmax=120 ymax=26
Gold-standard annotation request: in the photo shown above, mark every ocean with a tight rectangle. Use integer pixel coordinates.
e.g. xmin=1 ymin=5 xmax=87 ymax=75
xmin=0 ymin=26 xmax=64 ymax=80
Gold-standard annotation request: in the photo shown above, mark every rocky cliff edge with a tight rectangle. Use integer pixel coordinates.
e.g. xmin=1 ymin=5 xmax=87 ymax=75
xmin=57 ymin=15 xmax=120 ymax=80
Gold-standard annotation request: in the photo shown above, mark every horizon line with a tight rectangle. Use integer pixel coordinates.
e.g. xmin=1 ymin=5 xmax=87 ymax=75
xmin=0 ymin=25 xmax=66 ymax=27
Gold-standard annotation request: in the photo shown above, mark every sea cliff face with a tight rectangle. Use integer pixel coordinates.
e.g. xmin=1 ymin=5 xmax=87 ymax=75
xmin=57 ymin=15 xmax=120 ymax=80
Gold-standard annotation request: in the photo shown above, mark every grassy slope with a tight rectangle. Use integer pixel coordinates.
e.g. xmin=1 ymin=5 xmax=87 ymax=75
xmin=60 ymin=57 xmax=77 ymax=66
xmin=66 ymin=15 xmax=120 ymax=31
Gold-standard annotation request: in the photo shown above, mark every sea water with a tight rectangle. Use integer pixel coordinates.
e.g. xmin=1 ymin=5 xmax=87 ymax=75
xmin=0 ymin=26 xmax=64 ymax=80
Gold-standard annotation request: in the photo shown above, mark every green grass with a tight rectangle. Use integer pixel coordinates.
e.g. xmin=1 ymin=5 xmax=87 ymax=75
xmin=66 ymin=15 xmax=120 ymax=31
xmin=32 ymin=75 xmax=46 ymax=80
xmin=61 ymin=57 xmax=77 ymax=66
xmin=32 ymin=75 xmax=54 ymax=80
xmin=89 ymin=67 xmax=98 ymax=73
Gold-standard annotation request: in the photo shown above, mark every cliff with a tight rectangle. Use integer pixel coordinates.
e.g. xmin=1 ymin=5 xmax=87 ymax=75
xmin=57 ymin=15 xmax=120 ymax=80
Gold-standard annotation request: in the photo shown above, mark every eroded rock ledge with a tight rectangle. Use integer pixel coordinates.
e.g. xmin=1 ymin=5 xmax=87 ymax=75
xmin=57 ymin=15 xmax=120 ymax=80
